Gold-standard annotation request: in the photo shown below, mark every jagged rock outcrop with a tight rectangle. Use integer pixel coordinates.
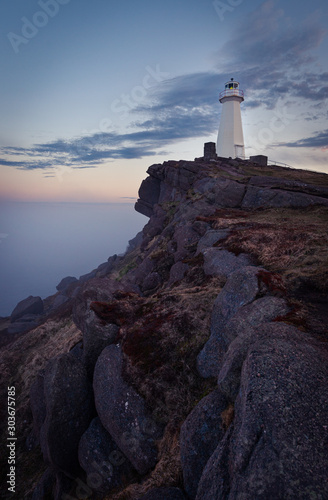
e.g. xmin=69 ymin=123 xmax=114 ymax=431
xmin=10 ymin=295 xmax=44 ymax=322
xmin=242 ymin=184 xmax=328 ymax=208
xmin=29 ymin=370 xmax=46 ymax=446
xmin=137 ymin=487 xmax=186 ymax=499
xmin=135 ymin=158 xmax=328 ymax=218
xmin=197 ymin=266 xmax=261 ymax=378
xmin=135 ymin=175 xmax=161 ymax=217
xmin=31 ymin=468 xmax=56 ymax=500
xmin=196 ymin=323 xmax=328 ymax=500
xmin=180 ymin=389 xmax=228 ymax=498
xmin=78 ymin=417 xmax=136 ymax=496
xmin=40 ymin=354 xmax=94 ymax=474
xmin=80 ymin=309 xmax=119 ymax=377
xmin=202 ymin=248 xmax=251 ymax=277
xmin=93 ymin=345 xmax=162 ymax=475
xmin=16 ymin=156 xmax=328 ymax=500
xmin=56 ymin=276 xmax=78 ymax=292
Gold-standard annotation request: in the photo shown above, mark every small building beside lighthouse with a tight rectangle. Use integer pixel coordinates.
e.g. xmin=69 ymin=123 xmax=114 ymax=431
xmin=216 ymin=78 xmax=245 ymax=159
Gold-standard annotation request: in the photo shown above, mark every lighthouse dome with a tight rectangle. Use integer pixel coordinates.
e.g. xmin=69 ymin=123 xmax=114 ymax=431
xmin=225 ymin=78 xmax=240 ymax=90
xmin=219 ymin=78 xmax=244 ymax=102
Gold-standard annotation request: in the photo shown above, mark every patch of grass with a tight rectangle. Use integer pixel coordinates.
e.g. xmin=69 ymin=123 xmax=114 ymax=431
xmin=257 ymin=270 xmax=287 ymax=296
xmin=213 ymin=206 xmax=328 ymax=291
xmin=109 ymin=426 xmax=182 ymax=500
xmin=120 ymin=281 xmax=220 ymax=427
xmin=186 ymin=188 xmax=203 ymax=201
xmin=237 ymin=162 xmax=328 ymax=187
xmin=273 ymin=299 xmax=309 ymax=331
xmin=161 ymin=201 xmax=180 ymax=224
xmin=116 ymin=258 xmax=138 ymax=281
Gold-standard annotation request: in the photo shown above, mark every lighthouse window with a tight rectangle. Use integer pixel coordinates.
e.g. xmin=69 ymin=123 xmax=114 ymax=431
xmin=228 ymin=83 xmax=234 ymax=89
xmin=234 ymin=83 xmax=238 ymax=88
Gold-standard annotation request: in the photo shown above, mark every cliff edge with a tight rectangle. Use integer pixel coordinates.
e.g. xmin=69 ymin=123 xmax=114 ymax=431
xmin=0 ymin=157 xmax=328 ymax=499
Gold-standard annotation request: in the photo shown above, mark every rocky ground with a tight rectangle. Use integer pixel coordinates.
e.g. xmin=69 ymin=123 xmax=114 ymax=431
xmin=0 ymin=156 xmax=328 ymax=499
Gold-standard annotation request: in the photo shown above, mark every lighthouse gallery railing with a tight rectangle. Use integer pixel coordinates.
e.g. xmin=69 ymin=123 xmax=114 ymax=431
xmin=219 ymin=89 xmax=244 ymax=99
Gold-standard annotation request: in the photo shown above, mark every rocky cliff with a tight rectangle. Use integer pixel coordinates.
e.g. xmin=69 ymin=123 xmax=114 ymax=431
xmin=0 ymin=156 xmax=328 ymax=499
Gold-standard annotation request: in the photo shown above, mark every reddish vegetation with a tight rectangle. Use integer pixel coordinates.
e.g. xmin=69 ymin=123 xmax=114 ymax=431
xmin=122 ymin=311 xmax=175 ymax=370
xmin=211 ymin=206 xmax=328 ymax=292
xmin=257 ymin=270 xmax=287 ymax=296
xmin=90 ymin=294 xmax=143 ymax=326
xmin=221 ymin=403 xmax=235 ymax=430
xmin=273 ymin=304 xmax=308 ymax=331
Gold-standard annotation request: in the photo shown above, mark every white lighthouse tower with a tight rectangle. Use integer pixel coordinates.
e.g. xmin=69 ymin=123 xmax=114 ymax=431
xmin=216 ymin=78 xmax=245 ymax=159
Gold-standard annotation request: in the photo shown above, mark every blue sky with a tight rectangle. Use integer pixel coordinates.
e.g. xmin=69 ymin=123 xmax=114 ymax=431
xmin=1 ymin=0 xmax=328 ymax=201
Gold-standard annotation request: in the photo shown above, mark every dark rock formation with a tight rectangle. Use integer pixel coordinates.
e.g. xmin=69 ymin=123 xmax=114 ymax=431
xmin=93 ymin=345 xmax=162 ymax=475
xmin=180 ymin=389 xmax=228 ymax=498
xmin=196 ymin=177 xmax=246 ymax=207
xmin=248 ymin=174 xmax=328 ymax=197
xmin=40 ymin=354 xmax=94 ymax=474
xmin=7 ymin=315 xmax=40 ymax=334
xmin=168 ymin=261 xmax=189 ymax=286
xmin=222 ymin=295 xmax=289 ymax=346
xmin=135 ymin=175 xmax=161 ymax=217
xmin=196 ymin=229 xmax=229 ymax=255
xmin=126 ymin=232 xmax=143 ymax=253
xmin=135 ymin=159 xmax=328 ymax=219
xmin=29 ymin=371 xmax=46 ymax=445
xmin=202 ymin=248 xmax=251 ymax=277
xmin=141 ymin=271 xmax=162 ymax=295
xmin=79 ymin=270 xmax=97 ymax=283
xmin=197 ymin=266 xmax=261 ymax=378
xmin=69 ymin=340 xmax=83 ymax=360
xmin=14 ymin=156 xmax=328 ymax=500
xmin=242 ymin=184 xmax=328 ymax=208
xmin=52 ymin=294 xmax=69 ymax=309
xmin=196 ymin=323 xmax=328 ymax=500
xmin=138 ymin=487 xmax=186 ymax=500
xmin=10 ymin=295 xmax=43 ymax=323
xmin=31 ymin=468 xmax=56 ymax=500
xmin=72 ymin=277 xmax=131 ymax=332
xmin=56 ymin=276 xmax=78 ymax=292
xmin=96 ymin=255 xmax=119 ymax=279
xmin=78 ymin=417 xmax=136 ymax=495
xmin=80 ymin=309 xmax=119 ymax=377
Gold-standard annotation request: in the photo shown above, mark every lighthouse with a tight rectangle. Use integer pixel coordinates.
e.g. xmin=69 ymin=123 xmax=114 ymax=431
xmin=216 ymin=78 xmax=245 ymax=159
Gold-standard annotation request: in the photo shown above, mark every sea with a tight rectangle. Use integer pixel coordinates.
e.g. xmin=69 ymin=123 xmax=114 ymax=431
xmin=0 ymin=202 xmax=146 ymax=317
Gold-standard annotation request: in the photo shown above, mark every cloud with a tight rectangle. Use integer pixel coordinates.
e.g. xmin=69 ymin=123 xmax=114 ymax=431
xmin=0 ymin=158 xmax=53 ymax=169
xmin=0 ymin=89 xmax=220 ymax=170
xmin=280 ymin=129 xmax=328 ymax=149
xmin=214 ymin=0 xmax=327 ymax=109
xmin=219 ymin=1 xmax=326 ymax=71
xmin=1 ymin=1 xmax=327 ymax=171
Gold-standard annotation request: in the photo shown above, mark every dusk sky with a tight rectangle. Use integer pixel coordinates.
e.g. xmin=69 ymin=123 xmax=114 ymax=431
xmin=1 ymin=0 xmax=328 ymax=202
